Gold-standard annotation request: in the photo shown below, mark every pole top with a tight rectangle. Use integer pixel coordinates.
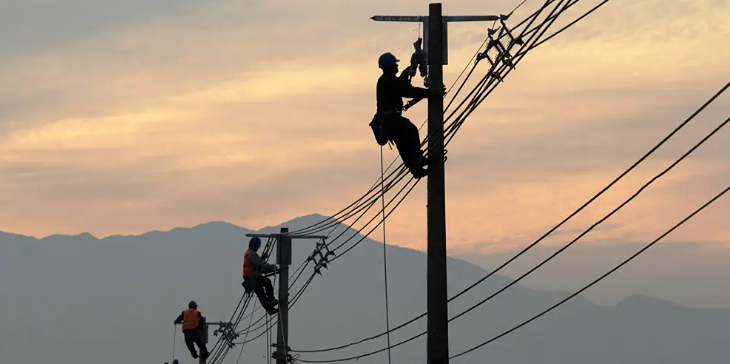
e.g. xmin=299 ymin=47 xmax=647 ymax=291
xmin=371 ymin=15 xmax=500 ymax=22
xmin=245 ymin=233 xmax=328 ymax=240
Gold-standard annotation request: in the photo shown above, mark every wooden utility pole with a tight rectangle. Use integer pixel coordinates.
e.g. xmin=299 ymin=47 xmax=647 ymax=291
xmin=371 ymin=4 xmax=500 ymax=363
xmin=276 ymin=227 xmax=291 ymax=364
xmin=426 ymin=5 xmax=448 ymax=363
xmin=245 ymin=230 xmax=328 ymax=364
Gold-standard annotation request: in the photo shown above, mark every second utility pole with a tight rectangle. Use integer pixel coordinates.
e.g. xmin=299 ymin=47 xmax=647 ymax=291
xmin=246 ymin=229 xmax=328 ymax=364
xmin=276 ymin=227 xmax=291 ymax=364
xmin=426 ymin=4 xmax=448 ymax=364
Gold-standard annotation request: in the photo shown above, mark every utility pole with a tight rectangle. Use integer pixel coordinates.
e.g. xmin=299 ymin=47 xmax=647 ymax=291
xmin=371 ymin=4 xmax=500 ymax=363
xmin=426 ymin=5 xmax=448 ymax=363
xmin=276 ymin=227 xmax=291 ymax=364
xmin=246 ymin=230 xmax=328 ymax=364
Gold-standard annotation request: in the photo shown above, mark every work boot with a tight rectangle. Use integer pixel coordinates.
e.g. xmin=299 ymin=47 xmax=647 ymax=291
xmin=267 ymin=307 xmax=278 ymax=315
xmin=418 ymin=155 xmax=429 ymax=167
xmin=191 ymin=352 xmax=199 ymax=359
xmin=201 ymin=351 xmax=210 ymax=360
xmin=269 ymin=298 xmax=279 ymax=307
xmin=409 ymin=166 xmax=428 ymax=179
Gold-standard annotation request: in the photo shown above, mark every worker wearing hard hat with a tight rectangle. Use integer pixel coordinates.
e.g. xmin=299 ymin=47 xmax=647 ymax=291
xmin=242 ymin=237 xmax=279 ymax=315
xmin=174 ymin=301 xmax=209 ymax=360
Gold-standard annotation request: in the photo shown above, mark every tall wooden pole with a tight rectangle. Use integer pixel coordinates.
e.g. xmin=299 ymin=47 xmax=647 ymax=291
xmin=275 ymin=227 xmax=291 ymax=364
xmin=427 ymin=3 xmax=449 ymax=364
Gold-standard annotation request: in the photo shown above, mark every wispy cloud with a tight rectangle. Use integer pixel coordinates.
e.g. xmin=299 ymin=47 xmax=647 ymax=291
xmin=1 ymin=0 xmax=729 ymax=252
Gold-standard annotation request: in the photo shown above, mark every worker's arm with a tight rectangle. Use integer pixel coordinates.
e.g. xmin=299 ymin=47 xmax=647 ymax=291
xmin=174 ymin=312 xmax=184 ymax=324
xmin=246 ymin=251 xmax=263 ymax=269
xmin=251 ymin=251 xmax=278 ymax=272
xmin=398 ymin=78 xmax=430 ymax=99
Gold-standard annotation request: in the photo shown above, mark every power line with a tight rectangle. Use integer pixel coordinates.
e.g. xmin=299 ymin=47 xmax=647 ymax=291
xmin=223 ymin=0 xmax=612 ymax=356
xmin=210 ymin=4 xmax=535 ymax=363
xmin=295 ymin=108 xmax=730 ymax=362
xmin=294 ymin=50 xmax=727 ymax=364
xmin=289 ymin=0 xmax=602 ymax=354
xmin=287 ymin=0 xmax=556 ymax=238
xmin=450 ymin=179 xmax=730 ymax=359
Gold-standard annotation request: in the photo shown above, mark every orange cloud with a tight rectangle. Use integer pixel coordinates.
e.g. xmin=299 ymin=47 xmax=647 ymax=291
xmin=0 ymin=0 xmax=729 ymax=253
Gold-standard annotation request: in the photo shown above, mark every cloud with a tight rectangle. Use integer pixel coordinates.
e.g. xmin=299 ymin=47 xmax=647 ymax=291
xmin=0 ymin=0 xmax=729 ymax=251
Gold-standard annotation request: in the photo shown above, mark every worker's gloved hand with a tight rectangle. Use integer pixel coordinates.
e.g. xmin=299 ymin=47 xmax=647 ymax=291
xmin=261 ymin=253 xmax=269 ymax=261
xmin=430 ymin=84 xmax=447 ymax=96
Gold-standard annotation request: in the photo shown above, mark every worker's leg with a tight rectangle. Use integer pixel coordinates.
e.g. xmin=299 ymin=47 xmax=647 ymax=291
xmin=194 ymin=330 xmax=209 ymax=359
xmin=259 ymin=276 xmax=276 ymax=302
xmin=253 ymin=279 xmax=275 ymax=312
xmin=183 ymin=330 xmax=199 ymax=358
xmin=390 ymin=116 xmax=427 ymax=177
xmin=402 ymin=117 xmax=426 ymax=165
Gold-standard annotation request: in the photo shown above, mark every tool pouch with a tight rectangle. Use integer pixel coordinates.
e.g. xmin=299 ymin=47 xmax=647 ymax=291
xmin=241 ymin=277 xmax=255 ymax=294
xmin=369 ymin=114 xmax=390 ymax=146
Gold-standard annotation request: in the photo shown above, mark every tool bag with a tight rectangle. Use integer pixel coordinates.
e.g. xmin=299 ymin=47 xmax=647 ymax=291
xmin=241 ymin=277 xmax=255 ymax=294
xmin=369 ymin=113 xmax=390 ymax=146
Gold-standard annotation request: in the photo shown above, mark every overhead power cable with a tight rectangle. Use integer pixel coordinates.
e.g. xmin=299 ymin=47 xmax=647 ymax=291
xmin=230 ymin=0 xmax=610 ymax=352
xmin=288 ymin=0 xmax=605 ymax=354
xmin=291 ymin=59 xmax=728 ymax=364
xmin=287 ymin=0 xmax=556 ymax=237
xmin=295 ymin=107 xmax=730 ymax=362
xmin=450 ymin=180 xmax=730 ymax=359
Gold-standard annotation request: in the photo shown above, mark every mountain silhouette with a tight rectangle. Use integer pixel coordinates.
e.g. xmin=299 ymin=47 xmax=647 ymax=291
xmin=0 ymin=214 xmax=727 ymax=363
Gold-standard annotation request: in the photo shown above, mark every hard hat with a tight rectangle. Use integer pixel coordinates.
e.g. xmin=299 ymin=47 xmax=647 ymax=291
xmin=189 ymin=300 xmax=197 ymax=308
xmin=173 ymin=360 xmax=179 ymax=364
xmin=249 ymin=237 xmax=262 ymax=249
xmin=378 ymin=52 xmax=399 ymax=69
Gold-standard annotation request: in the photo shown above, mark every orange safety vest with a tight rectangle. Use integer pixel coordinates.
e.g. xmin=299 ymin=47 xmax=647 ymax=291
xmin=182 ymin=309 xmax=200 ymax=331
xmin=243 ymin=249 xmax=256 ymax=278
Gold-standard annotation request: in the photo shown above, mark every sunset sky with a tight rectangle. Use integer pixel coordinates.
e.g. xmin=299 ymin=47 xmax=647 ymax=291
xmin=1 ymin=0 xmax=729 ymax=254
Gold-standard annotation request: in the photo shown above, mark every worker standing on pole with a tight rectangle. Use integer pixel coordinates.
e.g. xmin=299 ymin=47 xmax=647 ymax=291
xmin=173 ymin=301 xmax=209 ymax=360
xmin=372 ymin=52 xmax=432 ymax=179
xmin=242 ymin=237 xmax=279 ymax=315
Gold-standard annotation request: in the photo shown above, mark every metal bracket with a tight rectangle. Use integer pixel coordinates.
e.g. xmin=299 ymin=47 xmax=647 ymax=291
xmin=209 ymin=321 xmax=237 ymax=347
xmin=371 ymin=15 xmax=504 ymax=66
xmin=476 ymin=18 xmax=523 ymax=71
xmin=272 ymin=352 xmax=295 ymax=363
xmin=308 ymin=240 xmax=336 ymax=275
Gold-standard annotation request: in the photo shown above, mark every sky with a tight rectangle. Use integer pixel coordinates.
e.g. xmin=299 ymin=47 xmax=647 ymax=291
xmin=1 ymin=0 xmax=730 ymax=254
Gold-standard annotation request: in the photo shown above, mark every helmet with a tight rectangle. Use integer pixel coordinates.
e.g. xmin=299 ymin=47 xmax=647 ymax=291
xmin=378 ymin=52 xmax=399 ymax=69
xmin=188 ymin=300 xmax=197 ymax=308
xmin=173 ymin=360 xmax=179 ymax=364
xmin=249 ymin=237 xmax=262 ymax=250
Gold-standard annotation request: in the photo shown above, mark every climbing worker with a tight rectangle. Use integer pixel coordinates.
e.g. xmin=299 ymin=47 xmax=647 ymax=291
xmin=242 ymin=237 xmax=279 ymax=315
xmin=373 ymin=52 xmax=432 ymax=179
xmin=173 ymin=301 xmax=209 ymax=360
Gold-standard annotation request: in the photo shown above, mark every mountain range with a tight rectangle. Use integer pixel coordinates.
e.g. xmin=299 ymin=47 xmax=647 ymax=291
xmin=0 ymin=214 xmax=727 ymax=363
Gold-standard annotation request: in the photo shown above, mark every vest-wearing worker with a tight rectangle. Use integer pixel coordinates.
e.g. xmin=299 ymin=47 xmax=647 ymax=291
xmin=243 ymin=238 xmax=276 ymax=278
xmin=243 ymin=237 xmax=279 ymax=315
xmin=174 ymin=301 xmax=209 ymax=359
xmin=243 ymin=247 xmax=258 ymax=278
xmin=174 ymin=301 xmax=203 ymax=331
